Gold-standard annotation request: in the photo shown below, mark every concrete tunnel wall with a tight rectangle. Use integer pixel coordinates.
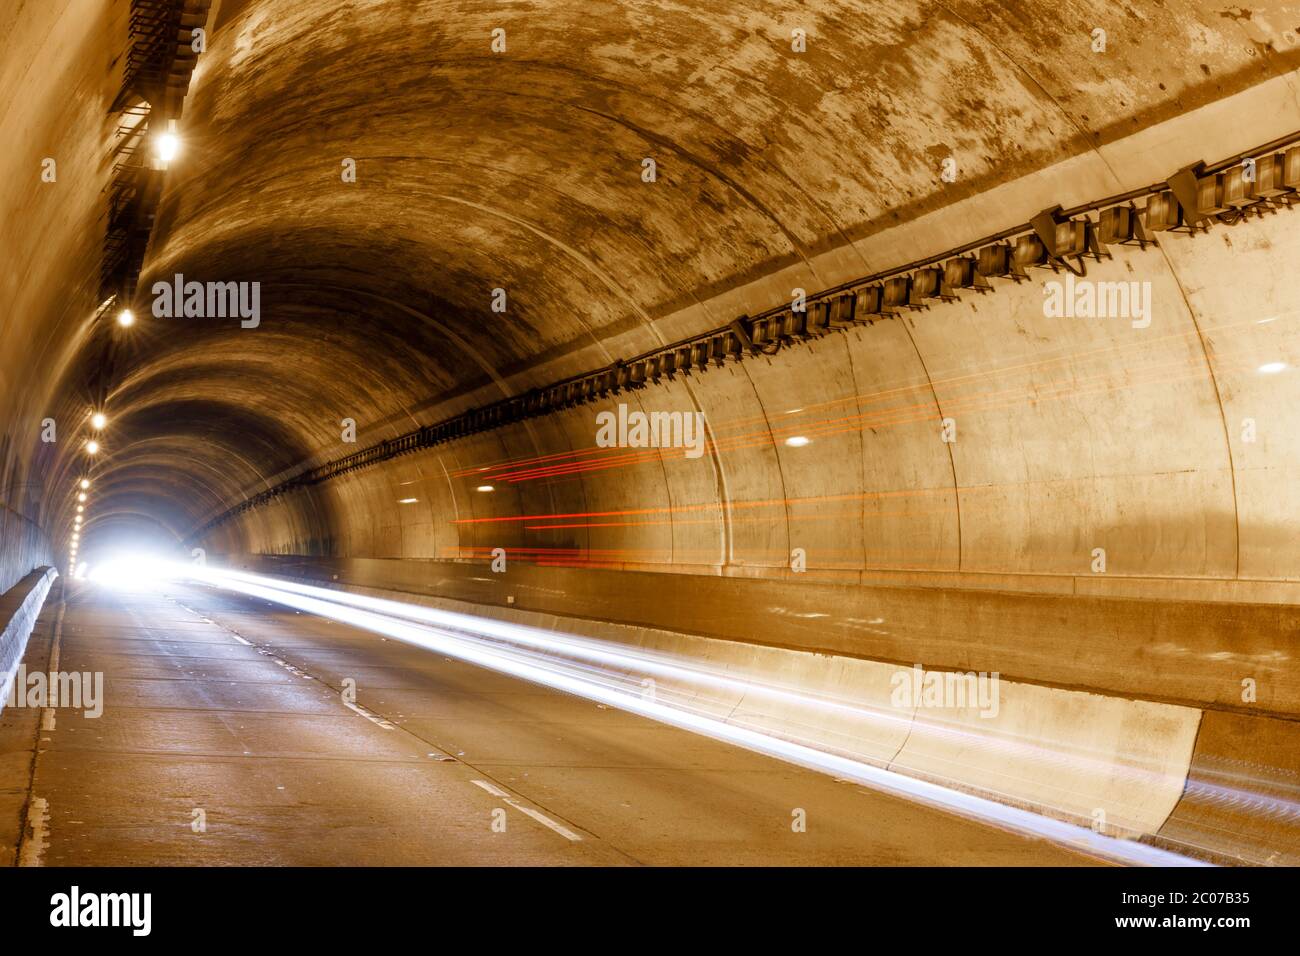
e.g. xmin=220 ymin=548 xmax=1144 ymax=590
xmin=0 ymin=508 xmax=52 ymax=598
xmin=202 ymin=193 xmax=1300 ymax=642
xmin=205 ymin=202 xmax=1300 ymax=593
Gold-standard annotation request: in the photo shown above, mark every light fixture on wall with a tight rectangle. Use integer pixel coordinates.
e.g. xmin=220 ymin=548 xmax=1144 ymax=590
xmin=155 ymin=118 xmax=181 ymax=164
xmin=156 ymin=132 xmax=180 ymax=162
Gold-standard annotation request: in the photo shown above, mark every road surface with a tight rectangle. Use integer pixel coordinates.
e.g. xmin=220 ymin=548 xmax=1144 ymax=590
xmin=1 ymin=581 xmax=1101 ymax=866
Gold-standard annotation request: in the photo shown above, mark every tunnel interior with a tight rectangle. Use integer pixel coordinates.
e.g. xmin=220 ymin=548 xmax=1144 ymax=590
xmin=3 ymin=0 xmax=1300 ymax=867
xmin=5 ymin=0 xmax=1299 ymax=582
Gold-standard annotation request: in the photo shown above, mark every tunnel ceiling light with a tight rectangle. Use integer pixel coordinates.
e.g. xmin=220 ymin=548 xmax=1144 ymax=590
xmin=116 ymin=308 xmax=135 ymax=327
xmin=76 ymin=505 xmax=84 ymax=513
xmin=85 ymin=440 xmax=100 ymax=454
xmin=77 ymin=493 xmax=86 ymax=502
xmin=80 ymin=478 xmax=91 ymax=490
xmin=91 ymin=412 xmax=107 ymax=429
xmin=476 ymin=485 xmax=495 ymax=493
xmin=398 ymin=497 xmax=418 ymax=504
xmin=1258 ymin=361 xmax=1287 ymax=374
xmin=155 ymin=132 xmax=180 ymax=162
xmin=784 ymin=436 xmax=811 ymax=447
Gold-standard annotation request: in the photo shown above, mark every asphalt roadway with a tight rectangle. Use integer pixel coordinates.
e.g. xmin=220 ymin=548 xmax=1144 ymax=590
xmin=0 ymin=581 xmax=1100 ymax=866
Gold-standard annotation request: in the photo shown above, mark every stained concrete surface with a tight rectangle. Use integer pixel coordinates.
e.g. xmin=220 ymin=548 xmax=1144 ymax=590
xmin=0 ymin=581 xmax=1098 ymax=866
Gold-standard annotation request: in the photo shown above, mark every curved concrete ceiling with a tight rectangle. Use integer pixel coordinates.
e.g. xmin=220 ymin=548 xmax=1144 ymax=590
xmin=4 ymin=0 xmax=1300 ymax=567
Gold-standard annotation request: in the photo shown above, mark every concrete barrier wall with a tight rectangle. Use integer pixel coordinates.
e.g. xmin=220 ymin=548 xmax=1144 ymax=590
xmin=1156 ymin=711 xmax=1300 ymax=866
xmin=265 ymin=573 xmax=1206 ymax=847
xmin=0 ymin=567 xmax=58 ymax=715
xmin=893 ymin=682 xmax=1200 ymax=836
xmin=230 ymin=554 xmax=1300 ymax=718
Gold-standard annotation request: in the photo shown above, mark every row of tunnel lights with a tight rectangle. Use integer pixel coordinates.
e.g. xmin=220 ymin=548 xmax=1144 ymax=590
xmin=68 ymin=413 xmax=107 ymax=572
xmin=72 ymin=133 xmax=182 ymax=569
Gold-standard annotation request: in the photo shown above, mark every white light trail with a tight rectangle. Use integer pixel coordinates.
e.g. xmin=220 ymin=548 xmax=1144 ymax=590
xmin=178 ymin=567 xmax=1220 ymax=813
xmin=91 ymin=556 xmax=1208 ymax=866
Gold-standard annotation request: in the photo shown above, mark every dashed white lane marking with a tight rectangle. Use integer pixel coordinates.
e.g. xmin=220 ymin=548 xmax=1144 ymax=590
xmin=174 ymin=598 xmax=392 ymax=728
xmin=174 ymin=601 xmax=250 ymax=642
xmin=343 ymin=698 xmax=396 ymax=730
xmin=171 ymin=601 xmax=213 ymax=624
xmin=172 ymin=594 xmax=594 ymax=846
xmin=471 ymin=779 xmax=582 ymax=842
xmin=18 ymin=797 xmax=50 ymax=867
